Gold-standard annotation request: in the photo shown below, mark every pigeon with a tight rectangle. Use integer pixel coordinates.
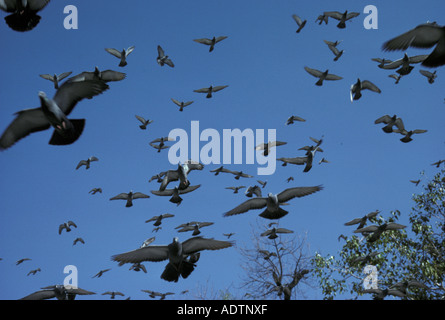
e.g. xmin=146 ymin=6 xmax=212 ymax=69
xmin=362 ymin=288 xmax=406 ymax=300
xmin=393 ymin=128 xmax=427 ymax=143
xmin=292 ymin=14 xmax=306 ymax=33
xmin=102 ymin=291 xmax=124 ymax=299
xmin=257 ymin=180 xmax=267 ymax=188
xmin=145 ymin=213 xmax=175 ymax=227
xmin=245 ymin=185 xmax=262 ymax=198
xmin=344 ymin=210 xmax=380 ymax=230
xmin=324 ymin=10 xmax=360 ymax=29
xmin=193 ymin=85 xmax=228 ymax=98
xmin=76 ymin=156 xmax=99 ymax=170
xmin=59 ymin=221 xmax=77 ymax=234
xmin=326 ymin=43 xmax=344 ymax=61
xmin=193 ymin=36 xmax=228 ymax=52
xmin=135 ymin=115 xmax=153 ymax=130
xmin=158 ymin=164 xmax=190 ymax=191
xmin=259 ymin=249 xmax=277 ymax=260
xmin=149 ymin=173 xmax=166 ymax=183
xmin=374 ymin=115 xmax=405 ymax=133
xmin=140 ymin=237 xmax=156 ymax=248
xmin=89 ymin=188 xmax=102 ymax=194
xmin=225 ymin=186 xmax=246 ymax=193
xmin=171 ymin=98 xmax=194 ymax=112
xmin=286 ymin=177 xmax=294 ymax=183
xmin=372 ymin=58 xmax=393 ymax=68
xmin=315 ymin=14 xmax=328 ymax=25
xmin=0 ymin=78 xmax=109 ymax=150
xmin=382 ymin=22 xmax=445 ymax=67
xmin=260 ymin=227 xmax=294 ymax=239
xmin=21 ymin=285 xmax=95 ymax=300
xmin=354 ymin=222 xmax=407 ymax=242
xmin=324 ymin=40 xmax=342 ymax=47
xmin=0 ymin=0 xmax=50 ymax=32
xmin=431 ymin=160 xmax=445 ymax=168
xmin=255 ymin=141 xmax=287 ymax=156
xmin=286 ymin=115 xmax=306 ymax=125
xmin=210 ymin=166 xmax=229 ymax=176
xmin=151 ymin=185 xmax=201 ymax=205
xmin=39 ymin=72 xmax=72 ymax=89
xmin=105 ymin=46 xmax=135 ymax=67
xmin=27 ymin=268 xmax=41 ymax=276
xmin=410 ymin=179 xmax=421 ymax=186
xmin=112 ymin=236 xmax=233 ymax=282
xmin=224 ymin=169 xmax=253 ymax=180
xmin=350 ymin=79 xmax=381 ymax=102
xmin=177 ymin=222 xmax=214 ymax=236
xmin=302 ymin=146 xmax=321 ymax=173
xmin=224 ymin=185 xmax=323 ymax=219
xmin=73 ymin=237 xmax=85 ymax=245
xmin=419 ymin=70 xmax=437 ymax=83
xmin=109 ymin=190 xmax=150 ymax=207
xmin=388 ymin=74 xmax=402 ymax=84
xmin=68 ymin=67 xmax=126 ymax=83
xmin=223 ymin=233 xmax=235 ymax=239
xmin=92 ymin=268 xmax=111 ymax=278
xmin=129 ymin=263 xmax=147 ymax=273
xmin=156 ymin=45 xmax=174 ymax=67
xmin=150 ymin=137 xmax=174 ymax=153
xmin=304 ymin=66 xmax=343 ymax=86
xmin=16 ymin=258 xmax=31 ymax=265
xmin=277 ymin=156 xmax=308 ymax=167
xmin=319 ymin=157 xmax=330 ymax=165
xmin=142 ymin=290 xmax=174 ymax=300
xmin=379 ymin=53 xmax=429 ymax=75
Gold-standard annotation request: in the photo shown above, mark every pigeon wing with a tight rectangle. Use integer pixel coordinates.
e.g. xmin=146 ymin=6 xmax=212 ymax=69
xmin=277 ymin=185 xmax=323 ymax=203
xmin=193 ymin=38 xmax=213 ymax=45
xmin=361 ymin=80 xmax=381 ymax=93
xmin=215 ymin=36 xmax=228 ymax=43
xmin=111 ymin=245 xmax=170 ymax=263
xmin=211 ymin=85 xmax=228 ymax=92
xmin=224 ymin=198 xmax=268 ymax=216
xmin=20 ymin=290 xmax=57 ymax=300
xmin=383 ymin=23 xmax=444 ymax=51
xmin=304 ymin=66 xmax=323 ymax=78
xmin=110 ymin=193 xmax=129 ymax=200
xmin=132 ymin=192 xmax=150 ymax=199
xmin=182 ymin=237 xmax=233 ymax=255
xmin=105 ymin=48 xmax=122 ymax=58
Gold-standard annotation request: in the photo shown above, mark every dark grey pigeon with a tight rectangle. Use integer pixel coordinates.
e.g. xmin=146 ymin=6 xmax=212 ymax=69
xmin=286 ymin=115 xmax=306 ymax=125
xmin=210 ymin=166 xmax=230 ymax=176
xmin=350 ymin=79 xmax=381 ymax=101
xmin=324 ymin=40 xmax=342 ymax=47
xmin=68 ymin=67 xmax=126 ymax=83
xmin=177 ymin=222 xmax=214 ymax=236
xmin=354 ymin=222 xmax=407 ymax=242
xmin=109 ymin=190 xmax=150 ymax=207
xmin=374 ymin=114 xmax=405 ymax=133
xmin=142 ymin=290 xmax=174 ymax=300
xmin=277 ymin=156 xmax=308 ymax=167
xmin=245 ymin=185 xmax=262 ymax=198
xmin=393 ymin=128 xmax=427 ymax=143
xmin=372 ymin=57 xmax=393 ymax=68
xmin=194 ymin=85 xmax=228 ymax=98
xmin=102 ymin=291 xmax=124 ymax=299
xmin=324 ymin=10 xmax=360 ymax=29
xmin=257 ymin=180 xmax=267 ymax=188
xmin=151 ymin=185 xmax=201 ymax=205
xmin=223 ymin=169 xmax=253 ymax=180
xmin=92 ymin=268 xmax=111 ymax=278
xmin=89 ymin=187 xmax=102 ymax=194
xmin=260 ymin=227 xmax=293 ymax=239
xmin=21 ymin=285 xmax=95 ymax=300
xmin=129 ymin=263 xmax=147 ymax=273
xmin=59 ymin=220 xmax=77 ymax=234
xmin=0 ymin=78 xmax=109 ymax=150
xmin=225 ymin=186 xmax=246 ymax=193
xmin=380 ymin=53 xmax=429 ymax=75
xmin=388 ymin=74 xmax=402 ymax=84
xmin=76 ymin=156 xmax=98 ymax=170
xmin=16 ymin=258 xmax=31 ymax=265
xmin=0 ymin=0 xmax=50 ymax=32
xmin=135 ymin=115 xmax=153 ymax=130
xmin=157 ymin=45 xmax=174 ymax=67
xmin=410 ymin=179 xmax=421 ymax=186
xmin=304 ymin=66 xmax=342 ymax=86
xmin=193 ymin=36 xmax=228 ymax=52
xmin=326 ymin=42 xmax=344 ymax=61
xmin=319 ymin=157 xmax=330 ymax=165
xmin=382 ymin=22 xmax=445 ymax=67
xmin=171 ymin=98 xmax=194 ymax=111
xmin=39 ymin=71 xmax=72 ymax=89
xmin=362 ymin=288 xmax=406 ymax=300
xmin=145 ymin=213 xmax=175 ymax=227
xmin=255 ymin=140 xmax=287 ymax=156
xmin=315 ymin=14 xmax=328 ymax=25
xmin=431 ymin=159 xmax=445 ymax=168
xmin=73 ymin=237 xmax=85 ymax=245
xmin=112 ymin=236 xmax=233 ymax=282
xmin=105 ymin=46 xmax=135 ymax=67
xmin=286 ymin=177 xmax=294 ymax=183
xmin=150 ymin=137 xmax=174 ymax=153
xmin=27 ymin=268 xmax=41 ymax=276
xmin=344 ymin=210 xmax=380 ymax=230
xmin=159 ymin=164 xmax=190 ymax=191
xmin=224 ymin=185 xmax=323 ymax=219
xmin=419 ymin=69 xmax=437 ymax=83
xmin=292 ymin=14 xmax=306 ymax=33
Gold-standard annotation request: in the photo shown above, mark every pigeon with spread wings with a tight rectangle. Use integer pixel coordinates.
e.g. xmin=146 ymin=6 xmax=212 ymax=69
xmin=39 ymin=71 xmax=72 ymax=89
xmin=193 ymin=36 xmax=228 ymax=52
xmin=350 ymin=79 xmax=381 ymax=102
xmin=76 ymin=156 xmax=99 ymax=170
xmin=193 ymin=85 xmax=228 ymax=98
xmin=323 ymin=10 xmax=360 ymax=29
xmin=171 ymin=98 xmax=194 ymax=112
xmin=374 ymin=115 xmax=405 ymax=133
xmin=109 ymin=190 xmax=150 ymax=207
xmin=105 ymin=46 xmax=135 ymax=67
xmin=304 ymin=66 xmax=343 ymax=86
xmin=157 ymin=45 xmax=174 ymax=67
xmin=292 ymin=14 xmax=306 ymax=33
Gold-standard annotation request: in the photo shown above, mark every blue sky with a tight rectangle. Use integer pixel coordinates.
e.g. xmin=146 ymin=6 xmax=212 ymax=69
xmin=0 ymin=0 xmax=444 ymax=300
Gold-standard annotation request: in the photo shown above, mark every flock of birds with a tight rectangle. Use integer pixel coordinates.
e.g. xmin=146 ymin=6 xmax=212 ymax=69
xmin=0 ymin=1 xmax=444 ymax=300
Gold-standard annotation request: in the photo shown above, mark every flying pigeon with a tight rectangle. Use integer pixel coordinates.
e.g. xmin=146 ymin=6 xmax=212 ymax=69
xmin=350 ymin=79 xmax=381 ymax=101
xmin=156 ymin=45 xmax=174 ymax=67
xmin=344 ymin=210 xmax=380 ymax=230
xmin=326 ymin=43 xmax=344 ymax=61
xmin=379 ymin=53 xmax=428 ymax=75
xmin=73 ymin=237 xmax=85 ymax=245
xmin=260 ymin=227 xmax=294 ymax=239
xmin=0 ymin=0 xmax=50 ymax=32
xmin=39 ymin=71 xmax=72 ymax=89
xmin=193 ymin=85 xmax=228 ymax=98
xmin=382 ymin=22 xmax=445 ymax=67
xmin=158 ymin=164 xmax=190 ymax=191
xmin=286 ymin=115 xmax=306 ymax=125
xmin=223 ymin=233 xmax=235 ymax=239
xmin=21 ymin=285 xmax=95 ymax=300
xmin=112 ymin=236 xmax=233 ymax=282
xmin=135 ymin=115 xmax=153 ymax=130
xmin=292 ymin=14 xmax=306 ymax=33
xmin=224 ymin=185 xmax=323 ymax=219
xmin=27 ymin=268 xmax=41 ymax=276
xmin=193 ymin=36 xmax=228 ymax=52
xmin=388 ymin=74 xmax=402 ymax=84
xmin=102 ymin=291 xmax=124 ymax=299
xmin=245 ymin=185 xmax=262 ymax=198
xmin=59 ymin=221 xmax=77 ymax=234
xmin=304 ymin=66 xmax=343 ymax=86
xmin=0 ymin=78 xmax=109 ymax=151
xmin=171 ymin=98 xmax=194 ymax=111
xmin=129 ymin=263 xmax=147 ymax=273
xmin=109 ymin=190 xmax=150 ymax=207
xmin=393 ymin=128 xmax=427 ymax=143
xmin=374 ymin=115 xmax=405 ymax=133
xmin=89 ymin=188 xmax=102 ymax=194
xmin=257 ymin=180 xmax=267 ymax=188
xmin=255 ymin=141 xmax=287 ymax=156
xmin=16 ymin=258 xmax=31 ymax=265
xmin=410 ymin=179 xmax=421 ymax=186
xmin=68 ymin=67 xmax=126 ymax=83
xmin=372 ymin=58 xmax=393 ymax=68
xmin=145 ymin=213 xmax=175 ymax=227
xmin=105 ymin=46 xmax=135 ymax=67
xmin=142 ymin=290 xmax=174 ymax=300
xmin=151 ymin=185 xmax=201 ymax=205
xmin=277 ymin=156 xmax=308 ymax=167
xmin=319 ymin=157 xmax=330 ymax=165
xmin=225 ymin=186 xmax=246 ymax=193
xmin=286 ymin=177 xmax=294 ymax=183
xmin=92 ymin=268 xmax=111 ymax=278
xmin=324 ymin=10 xmax=360 ymax=29
xmin=177 ymin=222 xmax=214 ymax=236
xmin=315 ymin=14 xmax=328 ymax=25
xmin=419 ymin=69 xmax=437 ymax=83
xmin=150 ymin=137 xmax=174 ymax=153
xmin=362 ymin=288 xmax=406 ymax=300
xmin=140 ymin=237 xmax=156 ymax=248
xmin=354 ymin=222 xmax=407 ymax=242
xmin=76 ymin=156 xmax=99 ymax=170
xmin=431 ymin=159 xmax=445 ymax=168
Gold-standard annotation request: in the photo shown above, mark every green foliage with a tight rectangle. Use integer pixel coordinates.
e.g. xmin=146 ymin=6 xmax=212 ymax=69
xmin=312 ymin=169 xmax=445 ymax=300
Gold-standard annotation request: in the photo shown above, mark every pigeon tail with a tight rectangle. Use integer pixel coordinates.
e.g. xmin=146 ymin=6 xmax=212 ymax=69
xmin=125 ymin=199 xmax=133 ymax=207
xmin=4 ymin=12 xmax=41 ymax=32
xmin=258 ymin=207 xmax=289 ymax=219
xmin=161 ymin=263 xmax=181 ymax=282
xmin=315 ymin=79 xmax=323 ymax=86
xmin=48 ymin=119 xmax=85 ymax=146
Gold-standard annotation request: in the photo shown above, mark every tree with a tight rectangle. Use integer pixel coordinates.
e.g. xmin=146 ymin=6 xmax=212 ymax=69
xmin=312 ymin=168 xmax=445 ymax=300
